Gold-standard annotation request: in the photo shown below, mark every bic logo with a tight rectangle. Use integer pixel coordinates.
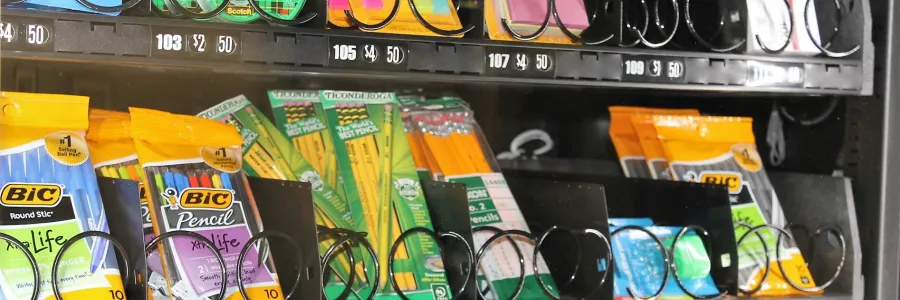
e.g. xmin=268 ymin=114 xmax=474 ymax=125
xmin=699 ymin=172 xmax=743 ymax=194
xmin=1 ymin=183 xmax=64 ymax=207
xmin=178 ymin=188 xmax=233 ymax=210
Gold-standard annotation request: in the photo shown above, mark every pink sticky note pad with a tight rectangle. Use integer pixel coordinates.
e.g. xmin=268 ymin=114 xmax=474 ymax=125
xmin=507 ymin=0 xmax=589 ymax=29
xmin=330 ymin=0 xmax=351 ymax=10
xmin=364 ymin=0 xmax=384 ymax=10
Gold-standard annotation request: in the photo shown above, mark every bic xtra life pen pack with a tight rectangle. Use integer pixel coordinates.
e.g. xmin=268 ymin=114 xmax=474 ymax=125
xmin=653 ymin=115 xmax=817 ymax=296
xmin=0 ymin=92 xmax=125 ymax=299
xmin=321 ymin=90 xmax=452 ymax=299
xmin=87 ymin=109 xmax=173 ymax=298
xmin=199 ymin=93 xmax=361 ymax=297
xmin=130 ymin=107 xmax=284 ymax=300
xmin=404 ymin=97 xmax=558 ymax=300
xmin=608 ymin=218 xmax=719 ymax=298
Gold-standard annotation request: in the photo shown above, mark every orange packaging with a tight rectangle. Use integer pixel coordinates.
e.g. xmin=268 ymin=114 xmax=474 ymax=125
xmin=653 ymin=115 xmax=819 ymax=296
xmin=629 ymin=108 xmax=699 ymax=180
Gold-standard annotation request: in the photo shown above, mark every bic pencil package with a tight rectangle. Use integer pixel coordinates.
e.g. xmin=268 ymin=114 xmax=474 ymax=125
xmin=608 ymin=106 xmax=698 ymax=179
xmin=321 ymin=91 xmax=452 ymax=299
xmin=0 ymin=92 xmax=125 ymax=299
xmin=87 ymin=109 xmax=172 ymax=298
xmin=653 ymin=115 xmax=817 ymax=296
xmin=200 ymin=94 xmax=361 ymax=297
xmin=404 ymin=97 xmax=558 ymax=300
xmin=130 ymin=108 xmax=284 ymax=300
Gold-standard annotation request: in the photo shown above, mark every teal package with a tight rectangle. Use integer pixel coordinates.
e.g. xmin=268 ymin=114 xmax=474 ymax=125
xmin=610 ymin=221 xmax=720 ymax=298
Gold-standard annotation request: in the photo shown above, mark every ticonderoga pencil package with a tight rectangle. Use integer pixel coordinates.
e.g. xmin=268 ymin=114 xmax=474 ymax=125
xmin=129 ymin=107 xmax=284 ymax=300
xmin=321 ymin=90 xmax=452 ymax=299
xmin=406 ymin=97 xmax=559 ymax=300
xmin=628 ymin=108 xmax=699 ymax=180
xmin=653 ymin=115 xmax=818 ymax=296
xmin=87 ymin=109 xmax=172 ymax=298
xmin=0 ymin=92 xmax=125 ymax=299
xmin=205 ymin=92 xmax=361 ymax=297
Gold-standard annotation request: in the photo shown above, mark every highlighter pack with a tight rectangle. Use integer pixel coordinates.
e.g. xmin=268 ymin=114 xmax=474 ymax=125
xmin=484 ymin=0 xmax=589 ymax=44
xmin=130 ymin=107 xmax=285 ymax=300
xmin=0 ymin=92 xmax=125 ymax=299
xmin=404 ymin=96 xmax=559 ymax=300
xmin=321 ymin=90 xmax=452 ymax=299
xmin=653 ymin=115 xmax=818 ymax=296
xmin=330 ymin=0 xmax=465 ymax=37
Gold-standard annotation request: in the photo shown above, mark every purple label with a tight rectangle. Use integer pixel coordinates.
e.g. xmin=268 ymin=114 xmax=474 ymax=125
xmin=160 ymin=201 xmax=276 ymax=297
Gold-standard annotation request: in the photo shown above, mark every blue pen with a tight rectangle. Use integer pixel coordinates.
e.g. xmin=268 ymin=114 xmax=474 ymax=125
xmin=220 ymin=172 xmax=232 ymax=190
xmin=10 ymin=152 xmax=25 ymax=182
xmin=39 ymin=146 xmax=57 ymax=184
xmin=0 ymin=155 xmax=10 ymax=185
xmin=54 ymin=159 xmax=93 ymax=247
xmin=24 ymin=148 xmax=41 ymax=183
xmin=82 ymin=161 xmax=110 ymax=274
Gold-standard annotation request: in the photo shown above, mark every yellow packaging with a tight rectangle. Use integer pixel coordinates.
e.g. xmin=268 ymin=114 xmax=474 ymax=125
xmin=483 ymin=0 xmax=576 ymax=44
xmin=0 ymin=92 xmax=127 ymax=299
xmin=653 ymin=115 xmax=819 ymax=296
xmin=129 ymin=108 xmax=285 ymax=300
xmin=345 ymin=0 xmax=465 ymax=37
xmin=629 ymin=108 xmax=699 ymax=180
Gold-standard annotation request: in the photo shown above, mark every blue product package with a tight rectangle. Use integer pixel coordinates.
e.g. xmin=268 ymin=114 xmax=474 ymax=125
xmin=15 ymin=0 xmax=124 ymax=15
xmin=610 ymin=223 xmax=720 ymax=298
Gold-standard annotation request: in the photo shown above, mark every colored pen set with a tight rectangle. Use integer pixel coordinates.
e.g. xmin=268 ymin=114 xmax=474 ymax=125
xmin=0 ymin=92 xmax=125 ymax=299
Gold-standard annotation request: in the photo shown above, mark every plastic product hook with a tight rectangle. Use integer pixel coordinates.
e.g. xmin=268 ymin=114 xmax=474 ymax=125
xmin=237 ymin=231 xmax=305 ymax=300
xmin=389 ymin=227 xmax=474 ymax=300
xmin=248 ymin=0 xmax=318 ymax=26
xmin=500 ymin=0 xmax=553 ymax=41
xmin=804 ymin=0 xmax=860 ymax=57
xmin=345 ymin=0 xmax=401 ymax=31
xmin=408 ymin=0 xmax=475 ymax=36
xmin=620 ymin=0 xmax=650 ymax=47
xmin=496 ymin=129 xmax=554 ymax=160
xmin=52 ymin=231 xmax=132 ymax=300
xmin=145 ymin=230 xmax=228 ymax=300
xmin=0 ymin=232 xmax=39 ymax=300
xmin=754 ymin=0 xmax=794 ymax=53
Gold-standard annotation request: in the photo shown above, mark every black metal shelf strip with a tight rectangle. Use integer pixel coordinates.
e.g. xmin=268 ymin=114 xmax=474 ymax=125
xmin=0 ymin=9 xmax=867 ymax=95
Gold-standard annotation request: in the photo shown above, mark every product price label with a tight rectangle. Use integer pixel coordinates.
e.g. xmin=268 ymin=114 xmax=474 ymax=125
xmin=150 ymin=27 xmax=241 ymax=61
xmin=621 ymin=55 xmax=686 ymax=83
xmin=483 ymin=46 xmax=555 ymax=78
xmin=328 ymin=37 xmax=408 ymax=71
xmin=0 ymin=16 xmax=54 ymax=52
xmin=746 ymin=61 xmax=805 ymax=88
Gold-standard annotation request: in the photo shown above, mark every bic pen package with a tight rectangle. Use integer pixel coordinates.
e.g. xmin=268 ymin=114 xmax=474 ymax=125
xmin=0 ymin=92 xmax=125 ymax=299
xmin=404 ymin=96 xmax=557 ymax=300
xmin=129 ymin=107 xmax=284 ymax=300
xmin=608 ymin=106 xmax=698 ymax=179
xmin=200 ymin=94 xmax=361 ymax=297
xmin=87 ymin=109 xmax=173 ymax=298
xmin=321 ymin=91 xmax=451 ymax=299
xmin=653 ymin=115 xmax=818 ymax=296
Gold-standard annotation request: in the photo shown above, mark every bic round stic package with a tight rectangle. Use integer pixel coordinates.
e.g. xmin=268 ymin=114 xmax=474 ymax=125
xmin=0 ymin=92 xmax=126 ymax=299
xmin=129 ymin=108 xmax=285 ymax=300
xmin=653 ymin=115 xmax=818 ymax=296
